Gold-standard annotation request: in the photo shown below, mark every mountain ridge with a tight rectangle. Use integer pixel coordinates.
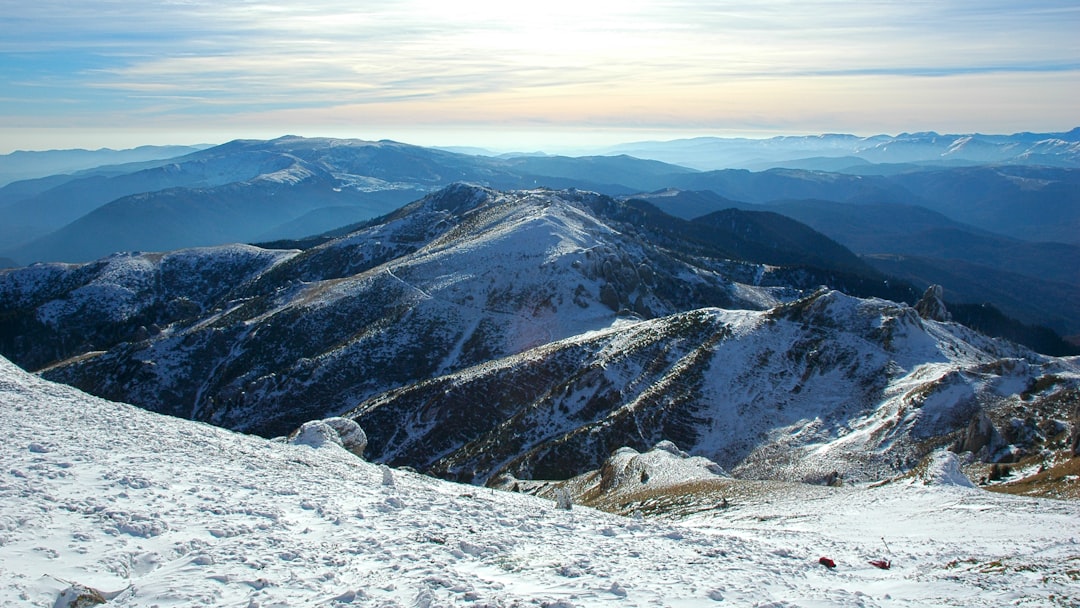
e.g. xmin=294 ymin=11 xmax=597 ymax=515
xmin=2 ymin=184 xmax=1075 ymax=492
xmin=603 ymin=128 xmax=1080 ymax=171
xmin=0 ymin=144 xmax=209 ymax=187
xmin=0 ymin=138 xmax=697 ymax=264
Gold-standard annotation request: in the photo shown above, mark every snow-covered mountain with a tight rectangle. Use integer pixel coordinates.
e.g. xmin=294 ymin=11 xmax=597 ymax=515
xmin=604 ymin=128 xmax=1080 ymax=171
xmin=2 ymin=184 xmax=1077 ymax=491
xmin=2 ymin=186 xmax=792 ymax=434
xmin=352 ymin=287 xmax=1079 ymax=485
xmin=3 ymin=354 xmax=1079 ymax=607
xmin=0 ymin=137 xmax=693 ymax=264
xmin=4 ymin=135 xmax=1079 ymax=353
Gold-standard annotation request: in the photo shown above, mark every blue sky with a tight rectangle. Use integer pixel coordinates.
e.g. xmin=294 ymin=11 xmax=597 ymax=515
xmin=2 ymin=0 xmax=1079 ymax=152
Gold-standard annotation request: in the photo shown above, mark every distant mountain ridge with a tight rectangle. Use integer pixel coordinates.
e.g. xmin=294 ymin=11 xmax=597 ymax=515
xmin=0 ymin=136 xmax=694 ymax=264
xmin=603 ymin=128 xmax=1080 ymax=171
xmin=627 ymin=188 xmax=1080 ymax=340
xmin=0 ymin=144 xmax=209 ymax=186
xmin=3 ymin=134 xmax=1078 ymax=350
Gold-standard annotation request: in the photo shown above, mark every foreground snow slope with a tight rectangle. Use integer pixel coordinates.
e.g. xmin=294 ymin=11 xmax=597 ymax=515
xmin=3 ymin=356 xmax=1078 ymax=607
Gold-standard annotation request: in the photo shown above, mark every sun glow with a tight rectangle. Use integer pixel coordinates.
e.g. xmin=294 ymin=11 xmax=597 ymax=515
xmin=2 ymin=1 xmax=1079 ymax=150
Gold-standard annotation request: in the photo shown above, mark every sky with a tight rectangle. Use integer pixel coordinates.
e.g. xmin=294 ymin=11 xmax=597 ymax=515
xmin=2 ymin=0 xmax=1079 ymax=153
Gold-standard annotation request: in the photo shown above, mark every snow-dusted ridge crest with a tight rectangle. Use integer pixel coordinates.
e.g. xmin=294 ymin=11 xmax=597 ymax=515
xmin=3 ymin=355 xmax=1079 ymax=607
xmin=351 ymin=289 xmax=1080 ymax=484
xmin=3 ymin=185 xmax=777 ymax=432
xmin=1 ymin=184 xmax=1078 ymax=490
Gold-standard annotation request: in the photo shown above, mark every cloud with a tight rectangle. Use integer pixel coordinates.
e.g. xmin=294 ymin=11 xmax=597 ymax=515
xmin=2 ymin=0 xmax=1079 ymax=139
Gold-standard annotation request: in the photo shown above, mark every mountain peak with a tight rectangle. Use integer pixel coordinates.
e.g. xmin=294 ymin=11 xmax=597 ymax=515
xmin=423 ymin=182 xmax=499 ymax=214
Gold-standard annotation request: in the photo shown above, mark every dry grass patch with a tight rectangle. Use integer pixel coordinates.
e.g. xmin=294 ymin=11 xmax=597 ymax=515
xmin=987 ymin=455 xmax=1080 ymax=500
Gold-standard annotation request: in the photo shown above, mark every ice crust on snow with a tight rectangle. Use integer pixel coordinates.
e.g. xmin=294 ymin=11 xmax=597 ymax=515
xmin=3 ymin=355 xmax=1079 ymax=607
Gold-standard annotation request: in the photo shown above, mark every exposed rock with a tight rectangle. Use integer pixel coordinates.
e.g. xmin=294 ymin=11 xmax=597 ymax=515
xmin=55 ymin=583 xmax=106 ymax=608
xmin=824 ymin=471 xmax=843 ymax=487
xmin=592 ymin=442 xmax=728 ymax=494
xmin=287 ymin=417 xmax=367 ymax=458
xmin=554 ymin=487 xmax=573 ymax=510
xmin=915 ymin=284 xmax=951 ymax=322
xmin=288 ymin=420 xmax=341 ymax=450
xmin=954 ymin=409 xmax=1002 ymax=457
xmin=322 ymin=417 xmax=368 ymax=458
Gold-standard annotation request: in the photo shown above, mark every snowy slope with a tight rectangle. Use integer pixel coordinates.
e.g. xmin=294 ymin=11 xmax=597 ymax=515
xmin=351 ymin=288 xmax=1080 ymax=484
xmin=3 ymin=185 xmax=1078 ymax=490
xmin=18 ymin=185 xmax=782 ymax=437
xmin=3 ymin=356 xmax=1078 ymax=607
xmin=0 ymin=245 xmax=299 ymax=371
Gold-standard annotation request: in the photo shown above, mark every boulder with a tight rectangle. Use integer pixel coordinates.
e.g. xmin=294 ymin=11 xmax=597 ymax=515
xmin=287 ymin=417 xmax=367 ymax=458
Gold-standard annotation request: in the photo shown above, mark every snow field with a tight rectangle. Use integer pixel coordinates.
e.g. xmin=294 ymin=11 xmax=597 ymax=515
xmin=3 ymin=356 xmax=1079 ymax=607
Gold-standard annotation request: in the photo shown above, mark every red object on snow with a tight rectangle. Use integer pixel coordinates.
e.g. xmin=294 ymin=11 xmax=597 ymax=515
xmin=869 ymin=559 xmax=891 ymax=570
xmin=818 ymin=557 xmax=836 ymax=569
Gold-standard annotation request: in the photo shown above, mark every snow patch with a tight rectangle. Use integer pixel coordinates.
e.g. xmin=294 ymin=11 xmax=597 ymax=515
xmin=914 ymin=450 xmax=978 ymax=488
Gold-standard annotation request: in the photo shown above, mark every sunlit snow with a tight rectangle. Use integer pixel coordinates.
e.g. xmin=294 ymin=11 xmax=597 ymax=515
xmin=3 ymin=356 xmax=1078 ymax=607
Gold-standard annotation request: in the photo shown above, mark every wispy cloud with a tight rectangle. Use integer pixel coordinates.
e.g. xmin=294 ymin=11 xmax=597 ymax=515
xmin=2 ymin=0 xmax=1079 ymax=146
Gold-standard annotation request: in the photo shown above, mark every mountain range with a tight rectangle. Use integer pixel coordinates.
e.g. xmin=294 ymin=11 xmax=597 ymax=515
xmin=0 ymin=137 xmax=694 ymax=263
xmin=3 ymin=134 xmax=1078 ymax=348
xmin=0 ymin=144 xmax=208 ymax=187
xmin=2 ymin=184 xmax=1077 ymax=492
xmin=3 ymin=130 xmax=1080 ymax=608
xmin=601 ymin=128 xmax=1080 ymax=171
xmin=633 ymin=189 xmax=1080 ymax=340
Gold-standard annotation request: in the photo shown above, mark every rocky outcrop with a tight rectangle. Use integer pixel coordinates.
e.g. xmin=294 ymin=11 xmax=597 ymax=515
xmin=954 ymin=409 xmax=1002 ymax=457
xmin=911 ymin=450 xmax=977 ymax=488
xmin=323 ymin=417 xmax=369 ymax=458
xmin=915 ymin=284 xmax=951 ymax=322
xmin=287 ymin=417 xmax=367 ymax=458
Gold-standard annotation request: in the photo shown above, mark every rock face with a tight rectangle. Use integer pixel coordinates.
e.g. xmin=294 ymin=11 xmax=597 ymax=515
xmin=955 ymin=410 xmax=1002 ymax=457
xmin=55 ymin=584 xmax=106 ymax=608
xmin=915 ymin=284 xmax=951 ymax=322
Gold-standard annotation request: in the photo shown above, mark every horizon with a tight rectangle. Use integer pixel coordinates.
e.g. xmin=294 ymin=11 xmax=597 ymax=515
xmin=3 ymin=124 xmax=1080 ymax=157
xmin=2 ymin=125 xmax=826 ymax=156
xmin=3 ymin=2 xmax=1079 ymax=154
